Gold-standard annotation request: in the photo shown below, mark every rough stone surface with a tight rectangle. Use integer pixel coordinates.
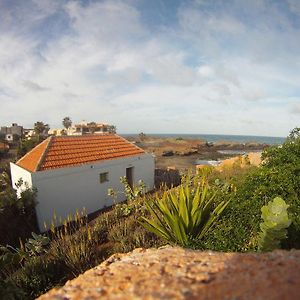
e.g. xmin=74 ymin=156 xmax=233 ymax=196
xmin=39 ymin=246 xmax=300 ymax=300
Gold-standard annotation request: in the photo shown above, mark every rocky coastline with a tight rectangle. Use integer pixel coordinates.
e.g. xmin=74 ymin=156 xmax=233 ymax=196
xmin=126 ymin=136 xmax=268 ymax=171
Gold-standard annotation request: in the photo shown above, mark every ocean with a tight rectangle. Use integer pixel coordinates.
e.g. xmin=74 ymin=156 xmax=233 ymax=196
xmin=121 ymin=133 xmax=286 ymax=145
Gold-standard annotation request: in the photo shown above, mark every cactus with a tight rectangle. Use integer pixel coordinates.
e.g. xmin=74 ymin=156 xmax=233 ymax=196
xmin=258 ymin=197 xmax=291 ymax=252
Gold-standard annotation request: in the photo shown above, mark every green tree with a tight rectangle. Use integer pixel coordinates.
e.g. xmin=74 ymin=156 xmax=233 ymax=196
xmin=109 ymin=125 xmax=116 ymax=134
xmin=88 ymin=122 xmax=97 ymax=134
xmin=286 ymin=127 xmax=300 ymax=142
xmin=17 ymin=137 xmax=39 ymax=158
xmin=62 ymin=117 xmax=72 ymax=130
xmin=34 ymin=122 xmax=49 ymax=138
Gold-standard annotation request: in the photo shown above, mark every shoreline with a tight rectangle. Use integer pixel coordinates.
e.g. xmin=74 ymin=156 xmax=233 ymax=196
xmin=126 ymin=135 xmax=267 ymax=172
xmin=122 ymin=133 xmax=285 ymax=145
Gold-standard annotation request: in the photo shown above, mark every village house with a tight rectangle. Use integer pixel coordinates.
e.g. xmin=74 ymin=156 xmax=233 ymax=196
xmin=67 ymin=121 xmax=116 ymax=135
xmin=0 ymin=123 xmax=23 ymax=142
xmin=10 ymin=134 xmax=154 ymax=231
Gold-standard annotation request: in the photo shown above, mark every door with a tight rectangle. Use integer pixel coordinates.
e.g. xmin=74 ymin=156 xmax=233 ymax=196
xmin=126 ymin=167 xmax=134 ymax=190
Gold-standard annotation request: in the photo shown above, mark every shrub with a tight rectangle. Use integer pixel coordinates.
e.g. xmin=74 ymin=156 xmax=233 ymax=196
xmin=200 ymin=128 xmax=300 ymax=251
xmin=12 ymin=256 xmax=64 ymax=299
xmin=47 ymin=210 xmax=99 ymax=277
xmin=0 ymin=175 xmax=38 ymax=247
xmin=17 ymin=137 xmax=40 ymax=158
xmin=107 ymin=176 xmax=146 ymax=202
xmin=108 ymin=216 xmax=163 ymax=253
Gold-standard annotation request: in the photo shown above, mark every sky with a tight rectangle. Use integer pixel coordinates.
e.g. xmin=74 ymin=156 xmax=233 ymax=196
xmin=0 ymin=0 xmax=299 ymax=136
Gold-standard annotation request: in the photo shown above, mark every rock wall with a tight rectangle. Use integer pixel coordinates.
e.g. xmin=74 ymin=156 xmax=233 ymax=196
xmin=39 ymin=246 xmax=300 ymax=300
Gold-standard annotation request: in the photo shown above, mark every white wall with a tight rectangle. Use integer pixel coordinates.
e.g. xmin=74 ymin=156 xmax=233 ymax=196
xmin=30 ymin=153 xmax=154 ymax=231
xmin=10 ymin=163 xmax=33 ymax=197
xmin=6 ymin=134 xmax=13 ymax=142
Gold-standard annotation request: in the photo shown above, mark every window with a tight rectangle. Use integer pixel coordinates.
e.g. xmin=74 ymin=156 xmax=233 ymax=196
xmin=99 ymin=172 xmax=109 ymax=183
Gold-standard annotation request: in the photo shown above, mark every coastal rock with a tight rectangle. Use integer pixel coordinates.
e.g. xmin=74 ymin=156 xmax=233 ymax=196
xmin=177 ymin=149 xmax=198 ymax=156
xmin=39 ymin=246 xmax=300 ymax=300
xmin=162 ymin=150 xmax=174 ymax=156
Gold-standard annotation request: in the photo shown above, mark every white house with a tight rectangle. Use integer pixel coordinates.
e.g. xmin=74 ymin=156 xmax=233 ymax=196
xmin=10 ymin=134 xmax=154 ymax=231
xmin=67 ymin=121 xmax=116 ymax=135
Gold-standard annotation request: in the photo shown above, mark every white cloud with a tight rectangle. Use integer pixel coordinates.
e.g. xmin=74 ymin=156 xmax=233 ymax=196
xmin=198 ymin=65 xmax=215 ymax=78
xmin=287 ymin=0 xmax=300 ymax=16
xmin=290 ymin=103 xmax=300 ymax=114
xmin=0 ymin=0 xmax=298 ymax=137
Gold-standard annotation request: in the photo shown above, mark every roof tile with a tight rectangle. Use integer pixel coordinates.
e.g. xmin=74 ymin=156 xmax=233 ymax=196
xmin=16 ymin=138 xmax=51 ymax=172
xmin=16 ymin=134 xmax=145 ymax=172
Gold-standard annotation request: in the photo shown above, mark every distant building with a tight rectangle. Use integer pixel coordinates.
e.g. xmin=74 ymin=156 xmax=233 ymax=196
xmin=23 ymin=129 xmax=35 ymax=140
xmin=68 ymin=121 xmax=116 ymax=136
xmin=0 ymin=123 xmax=23 ymax=142
xmin=10 ymin=134 xmax=154 ymax=231
xmin=48 ymin=128 xmax=67 ymax=136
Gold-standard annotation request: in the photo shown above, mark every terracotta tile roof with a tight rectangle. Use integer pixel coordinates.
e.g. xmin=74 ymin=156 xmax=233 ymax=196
xmin=16 ymin=134 xmax=145 ymax=172
xmin=17 ymin=138 xmax=51 ymax=172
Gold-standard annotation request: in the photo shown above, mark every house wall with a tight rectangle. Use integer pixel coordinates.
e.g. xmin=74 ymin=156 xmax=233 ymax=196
xmin=5 ymin=134 xmax=13 ymax=142
xmin=27 ymin=153 xmax=154 ymax=231
xmin=10 ymin=163 xmax=33 ymax=196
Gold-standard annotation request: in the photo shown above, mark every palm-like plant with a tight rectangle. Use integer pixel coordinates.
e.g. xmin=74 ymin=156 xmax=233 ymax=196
xmin=140 ymin=177 xmax=229 ymax=247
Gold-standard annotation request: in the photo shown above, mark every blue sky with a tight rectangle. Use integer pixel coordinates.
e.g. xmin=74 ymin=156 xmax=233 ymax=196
xmin=0 ymin=0 xmax=299 ymax=136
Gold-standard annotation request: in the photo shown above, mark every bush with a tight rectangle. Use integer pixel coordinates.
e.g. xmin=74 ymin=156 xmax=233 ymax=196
xmin=12 ymin=256 xmax=64 ymax=299
xmin=0 ymin=174 xmax=38 ymax=247
xmin=200 ymin=128 xmax=300 ymax=251
xmin=17 ymin=137 xmax=40 ymax=158
xmin=108 ymin=217 xmax=163 ymax=253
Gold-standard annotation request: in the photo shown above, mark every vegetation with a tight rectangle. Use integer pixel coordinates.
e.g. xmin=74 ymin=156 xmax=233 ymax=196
xmin=198 ymin=127 xmax=300 ymax=251
xmin=88 ymin=121 xmax=97 ymax=134
xmin=62 ymin=117 xmax=72 ymax=130
xmin=0 ymin=170 xmax=38 ymax=247
xmin=0 ymin=127 xmax=299 ymax=299
xmin=33 ymin=121 xmax=49 ymax=140
xmin=17 ymin=121 xmax=52 ymax=157
xmin=108 ymin=176 xmax=146 ymax=202
xmin=258 ymin=197 xmax=291 ymax=252
xmin=0 ymin=194 xmax=163 ymax=299
xmin=141 ymin=175 xmax=230 ymax=247
xmin=17 ymin=137 xmax=40 ymax=158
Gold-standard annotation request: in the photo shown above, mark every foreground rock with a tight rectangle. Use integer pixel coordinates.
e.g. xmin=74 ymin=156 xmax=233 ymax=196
xmin=39 ymin=246 xmax=300 ymax=300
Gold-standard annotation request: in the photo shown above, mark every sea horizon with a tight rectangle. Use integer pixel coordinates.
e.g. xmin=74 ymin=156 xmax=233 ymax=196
xmin=120 ymin=133 xmax=286 ymax=145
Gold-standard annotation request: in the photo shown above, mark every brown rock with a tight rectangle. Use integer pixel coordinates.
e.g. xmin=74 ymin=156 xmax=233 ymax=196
xmin=39 ymin=246 xmax=300 ymax=300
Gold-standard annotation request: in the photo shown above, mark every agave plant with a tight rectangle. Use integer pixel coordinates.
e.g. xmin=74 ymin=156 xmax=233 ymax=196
xmin=140 ymin=176 xmax=229 ymax=247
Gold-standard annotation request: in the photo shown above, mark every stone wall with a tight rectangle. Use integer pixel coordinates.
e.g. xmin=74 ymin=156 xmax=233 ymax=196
xmin=39 ymin=246 xmax=300 ymax=300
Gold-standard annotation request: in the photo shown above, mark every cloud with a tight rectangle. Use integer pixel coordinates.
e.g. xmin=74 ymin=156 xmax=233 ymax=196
xmin=23 ymin=80 xmax=50 ymax=91
xmin=287 ymin=0 xmax=300 ymax=16
xmin=0 ymin=0 xmax=298 ymax=137
xmin=290 ymin=103 xmax=300 ymax=114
